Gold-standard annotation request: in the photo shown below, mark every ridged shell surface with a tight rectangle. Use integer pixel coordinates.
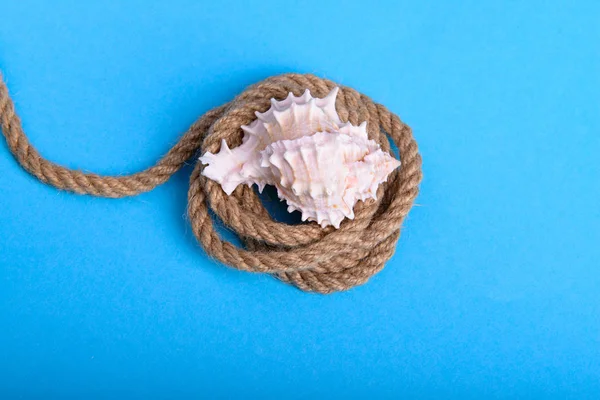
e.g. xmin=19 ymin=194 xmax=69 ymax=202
xmin=200 ymin=88 xmax=400 ymax=228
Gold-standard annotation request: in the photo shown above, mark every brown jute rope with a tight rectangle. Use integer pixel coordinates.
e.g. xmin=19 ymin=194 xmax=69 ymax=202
xmin=0 ymin=73 xmax=422 ymax=293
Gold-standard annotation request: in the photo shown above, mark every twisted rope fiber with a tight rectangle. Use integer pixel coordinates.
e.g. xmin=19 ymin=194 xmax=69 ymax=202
xmin=0 ymin=73 xmax=422 ymax=293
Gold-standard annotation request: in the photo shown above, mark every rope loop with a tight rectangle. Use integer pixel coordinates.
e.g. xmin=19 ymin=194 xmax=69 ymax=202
xmin=0 ymin=73 xmax=422 ymax=293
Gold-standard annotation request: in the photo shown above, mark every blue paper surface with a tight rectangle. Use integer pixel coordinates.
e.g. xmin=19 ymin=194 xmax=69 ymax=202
xmin=1 ymin=1 xmax=599 ymax=397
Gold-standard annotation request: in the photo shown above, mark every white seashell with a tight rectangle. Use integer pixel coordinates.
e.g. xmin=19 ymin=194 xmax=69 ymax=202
xmin=199 ymin=87 xmax=400 ymax=228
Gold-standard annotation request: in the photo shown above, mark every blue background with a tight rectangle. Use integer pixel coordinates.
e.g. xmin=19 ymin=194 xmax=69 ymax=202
xmin=1 ymin=0 xmax=599 ymax=398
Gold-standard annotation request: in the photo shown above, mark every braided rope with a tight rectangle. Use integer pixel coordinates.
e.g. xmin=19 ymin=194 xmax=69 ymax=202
xmin=0 ymin=73 xmax=422 ymax=293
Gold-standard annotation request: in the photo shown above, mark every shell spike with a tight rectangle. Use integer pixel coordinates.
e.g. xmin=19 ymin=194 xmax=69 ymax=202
xmin=323 ymin=86 xmax=339 ymax=103
xmin=300 ymin=89 xmax=311 ymax=102
xmin=220 ymin=139 xmax=231 ymax=154
xmin=331 ymin=217 xmax=342 ymax=229
xmin=241 ymin=124 xmax=254 ymax=135
xmin=358 ymin=121 xmax=368 ymax=137
xmin=315 ymin=211 xmax=324 ymax=225
xmin=255 ymin=110 xmax=273 ymax=122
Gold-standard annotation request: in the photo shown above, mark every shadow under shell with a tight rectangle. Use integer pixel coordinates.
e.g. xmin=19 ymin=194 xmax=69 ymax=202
xmin=254 ymin=185 xmax=305 ymax=226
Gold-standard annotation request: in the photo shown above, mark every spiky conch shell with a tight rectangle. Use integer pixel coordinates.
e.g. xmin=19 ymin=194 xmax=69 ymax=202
xmin=199 ymin=87 xmax=401 ymax=228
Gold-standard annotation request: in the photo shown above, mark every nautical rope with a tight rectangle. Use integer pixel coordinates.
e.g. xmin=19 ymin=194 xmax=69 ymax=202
xmin=0 ymin=73 xmax=422 ymax=293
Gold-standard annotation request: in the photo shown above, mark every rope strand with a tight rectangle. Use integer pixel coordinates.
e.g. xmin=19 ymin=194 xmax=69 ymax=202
xmin=0 ymin=73 xmax=422 ymax=293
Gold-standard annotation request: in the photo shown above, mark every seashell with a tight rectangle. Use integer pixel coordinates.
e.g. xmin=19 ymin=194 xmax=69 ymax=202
xmin=199 ymin=87 xmax=400 ymax=228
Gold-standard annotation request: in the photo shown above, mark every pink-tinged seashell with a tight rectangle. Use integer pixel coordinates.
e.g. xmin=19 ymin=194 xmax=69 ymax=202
xmin=199 ymin=87 xmax=400 ymax=228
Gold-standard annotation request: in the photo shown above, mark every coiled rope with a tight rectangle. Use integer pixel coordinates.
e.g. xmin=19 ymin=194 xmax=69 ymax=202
xmin=0 ymin=73 xmax=422 ymax=293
